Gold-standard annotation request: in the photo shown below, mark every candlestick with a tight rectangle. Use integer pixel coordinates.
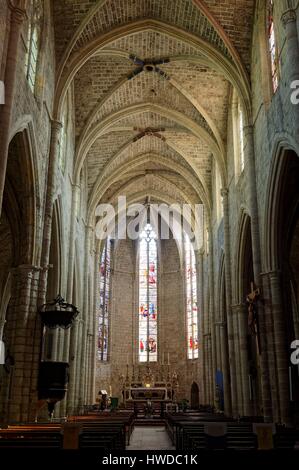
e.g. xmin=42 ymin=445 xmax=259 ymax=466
xmin=168 ymin=352 xmax=170 ymax=365
xmin=162 ymin=352 xmax=164 ymax=365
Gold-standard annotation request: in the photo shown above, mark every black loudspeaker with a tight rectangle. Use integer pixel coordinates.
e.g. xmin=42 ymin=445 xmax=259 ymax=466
xmin=38 ymin=361 xmax=69 ymax=401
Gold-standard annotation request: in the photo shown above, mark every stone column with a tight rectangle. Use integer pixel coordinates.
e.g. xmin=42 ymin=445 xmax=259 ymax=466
xmin=67 ymin=318 xmax=80 ymax=415
xmin=219 ymin=321 xmax=231 ymax=416
xmin=87 ymin=245 xmax=98 ymax=405
xmin=0 ymin=4 xmax=26 ymax=214
xmin=231 ymin=304 xmax=243 ymax=415
xmin=7 ymin=265 xmax=41 ymax=422
xmin=221 ymin=188 xmax=236 ymax=416
xmin=75 ymin=318 xmax=84 ymax=411
xmin=281 ymin=8 xmax=299 ymax=134
xmin=195 ymin=249 xmax=205 ymax=404
xmin=78 ymin=225 xmax=94 ymax=407
xmin=207 ymin=228 xmax=217 ymax=405
xmin=269 ymin=271 xmax=291 ymax=425
xmin=26 ymin=266 xmax=43 ymax=422
xmin=260 ymin=271 xmax=279 ymax=422
xmin=38 ymin=120 xmax=62 ymax=306
xmin=205 ymin=333 xmax=213 ymax=404
xmin=235 ymin=303 xmax=252 ymax=417
xmin=243 ymin=126 xmax=272 ymax=422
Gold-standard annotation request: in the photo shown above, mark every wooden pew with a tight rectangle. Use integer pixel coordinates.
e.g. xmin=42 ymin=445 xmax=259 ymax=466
xmin=0 ymin=411 xmax=134 ymax=450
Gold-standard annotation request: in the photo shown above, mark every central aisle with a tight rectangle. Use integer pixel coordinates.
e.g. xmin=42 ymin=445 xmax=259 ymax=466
xmin=127 ymin=426 xmax=175 ymax=450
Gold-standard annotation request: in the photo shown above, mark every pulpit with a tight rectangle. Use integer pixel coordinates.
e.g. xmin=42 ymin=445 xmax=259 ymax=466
xmin=38 ymin=295 xmax=79 ymax=418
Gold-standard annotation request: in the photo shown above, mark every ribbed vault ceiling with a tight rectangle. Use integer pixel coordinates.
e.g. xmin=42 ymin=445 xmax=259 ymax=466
xmin=53 ymin=0 xmax=254 ymax=223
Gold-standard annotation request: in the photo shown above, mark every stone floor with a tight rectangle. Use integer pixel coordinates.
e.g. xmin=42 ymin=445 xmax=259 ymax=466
xmin=127 ymin=426 xmax=175 ymax=450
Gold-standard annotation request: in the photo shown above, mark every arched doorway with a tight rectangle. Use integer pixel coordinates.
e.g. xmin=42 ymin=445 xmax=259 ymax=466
xmin=191 ymin=382 xmax=199 ymax=409
xmin=0 ymin=130 xmax=37 ymax=421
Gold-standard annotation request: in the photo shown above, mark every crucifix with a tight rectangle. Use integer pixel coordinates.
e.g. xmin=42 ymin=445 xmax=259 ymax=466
xmin=246 ymin=282 xmax=261 ymax=353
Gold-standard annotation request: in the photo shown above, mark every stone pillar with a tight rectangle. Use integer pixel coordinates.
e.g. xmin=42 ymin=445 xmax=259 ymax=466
xmin=7 ymin=265 xmax=41 ymax=422
xmin=38 ymin=120 xmax=62 ymax=306
xmin=205 ymin=333 xmax=213 ymax=404
xmin=281 ymin=8 xmax=299 ymax=134
xmin=219 ymin=321 xmax=231 ymax=416
xmin=0 ymin=4 xmax=26 ymax=214
xmin=26 ymin=266 xmax=42 ymax=422
xmin=243 ymin=126 xmax=272 ymax=422
xmin=269 ymin=271 xmax=291 ymax=425
xmin=75 ymin=318 xmax=84 ymax=412
xmin=235 ymin=303 xmax=252 ymax=417
xmin=67 ymin=319 xmax=80 ymax=415
xmin=57 ymin=184 xmax=80 ymax=417
xmin=231 ymin=305 xmax=243 ymax=415
xmin=207 ymin=228 xmax=217 ymax=405
xmin=78 ymin=225 xmax=94 ymax=407
xmin=260 ymin=271 xmax=279 ymax=422
xmin=221 ymin=188 xmax=236 ymax=416
xmin=195 ymin=249 xmax=205 ymax=404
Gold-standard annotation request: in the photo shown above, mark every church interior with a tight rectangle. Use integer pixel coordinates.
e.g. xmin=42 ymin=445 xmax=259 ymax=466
xmin=0 ymin=0 xmax=299 ymax=459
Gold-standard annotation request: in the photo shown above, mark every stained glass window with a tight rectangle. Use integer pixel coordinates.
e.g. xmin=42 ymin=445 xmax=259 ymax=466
xmin=25 ymin=1 xmax=44 ymax=93
xmin=98 ymin=238 xmax=111 ymax=361
xmin=139 ymin=224 xmax=158 ymax=362
xmin=268 ymin=0 xmax=279 ymax=93
xmin=185 ymin=235 xmax=198 ymax=359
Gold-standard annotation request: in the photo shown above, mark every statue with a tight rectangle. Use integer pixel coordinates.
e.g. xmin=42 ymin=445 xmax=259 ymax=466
xmin=246 ymin=282 xmax=261 ymax=353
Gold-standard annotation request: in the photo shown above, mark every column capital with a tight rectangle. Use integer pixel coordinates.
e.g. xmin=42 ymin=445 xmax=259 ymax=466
xmin=260 ymin=269 xmax=281 ymax=278
xmin=11 ymin=264 xmax=42 ymax=274
xmin=214 ymin=321 xmax=227 ymax=327
xmin=243 ymin=124 xmax=254 ymax=136
xmin=8 ymin=3 xmax=27 ymax=25
xmin=194 ymin=247 xmax=204 ymax=257
xmin=231 ymin=303 xmax=247 ymax=312
xmin=50 ymin=119 xmax=63 ymax=132
xmin=221 ymin=187 xmax=229 ymax=198
xmin=281 ymin=9 xmax=297 ymax=28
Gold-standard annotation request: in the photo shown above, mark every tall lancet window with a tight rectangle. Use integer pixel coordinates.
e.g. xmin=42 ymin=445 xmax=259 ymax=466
xmin=139 ymin=224 xmax=158 ymax=363
xmin=25 ymin=0 xmax=44 ymax=93
xmin=268 ymin=0 xmax=279 ymax=93
xmin=185 ymin=236 xmax=198 ymax=359
xmin=98 ymin=238 xmax=111 ymax=361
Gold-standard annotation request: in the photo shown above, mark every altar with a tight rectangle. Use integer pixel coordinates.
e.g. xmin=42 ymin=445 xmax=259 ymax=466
xmin=120 ymin=364 xmax=179 ymax=406
xmin=127 ymin=387 xmax=170 ymax=401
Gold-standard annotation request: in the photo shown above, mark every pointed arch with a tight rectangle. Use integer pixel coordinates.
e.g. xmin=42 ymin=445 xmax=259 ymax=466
xmin=75 ymin=102 xmax=225 ymax=186
xmin=235 ymin=210 xmax=253 ymax=303
xmin=54 ymin=20 xmax=251 ymax=124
